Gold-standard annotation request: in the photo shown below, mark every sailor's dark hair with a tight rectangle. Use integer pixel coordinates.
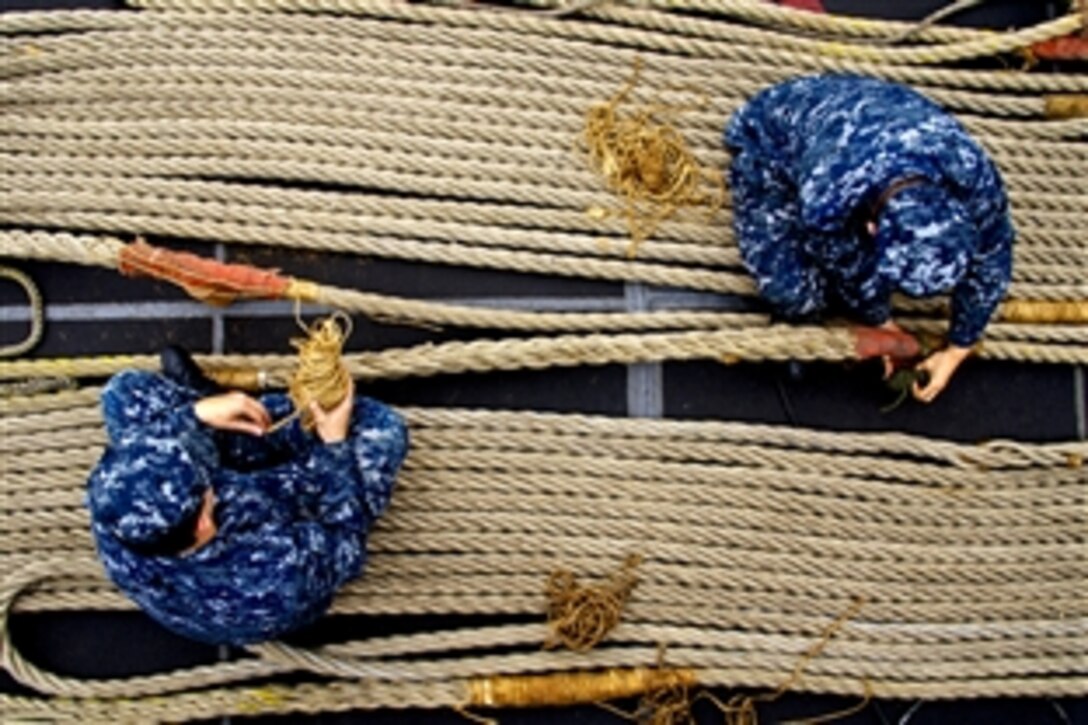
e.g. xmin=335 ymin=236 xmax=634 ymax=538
xmin=852 ymin=175 xmax=930 ymax=240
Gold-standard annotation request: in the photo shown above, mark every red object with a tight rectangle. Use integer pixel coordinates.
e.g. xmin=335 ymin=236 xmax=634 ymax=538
xmin=778 ymin=0 xmax=825 ymax=13
xmin=1030 ymin=35 xmax=1088 ymax=61
xmin=119 ymin=239 xmax=292 ymax=306
xmin=853 ymin=326 xmax=922 ymax=361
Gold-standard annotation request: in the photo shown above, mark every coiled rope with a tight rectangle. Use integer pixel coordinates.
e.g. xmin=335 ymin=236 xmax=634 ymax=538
xmin=0 ymin=266 xmax=44 ymax=358
xmin=2 ymin=390 xmax=1085 ymax=718
xmin=2 ymin=7 xmax=1084 ymax=344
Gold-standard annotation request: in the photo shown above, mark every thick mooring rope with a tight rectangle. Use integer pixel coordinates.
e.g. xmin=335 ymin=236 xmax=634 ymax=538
xmin=2 ymin=6 xmax=1084 ymax=367
xmin=121 ymin=0 xmax=1085 ymax=68
xmin=1 ymin=388 xmax=1085 ymax=719
xmin=0 ymin=315 xmax=1085 ymax=388
xmin=2 ymin=231 xmax=1087 ymax=372
xmin=0 ymin=229 xmax=771 ymax=333
xmin=2 ymin=9 xmax=1085 ymax=262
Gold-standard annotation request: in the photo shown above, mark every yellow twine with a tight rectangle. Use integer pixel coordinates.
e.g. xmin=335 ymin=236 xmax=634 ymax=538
xmin=1044 ymin=94 xmax=1088 ymax=119
xmin=593 ymin=646 xmax=696 ymax=725
xmin=634 ymin=660 xmax=695 ymax=725
xmin=597 ymin=599 xmax=869 ymax=725
xmin=1000 ymin=299 xmax=1088 ymax=324
xmin=468 ymin=667 xmax=697 ymax=708
xmin=544 ymin=554 xmax=643 ymax=652
xmin=583 ymin=59 xmax=724 ymax=257
xmin=708 ymin=597 xmax=868 ymax=725
xmin=206 ymin=368 xmax=264 ymax=392
xmin=452 ymin=704 xmax=499 ymax=725
xmin=284 ymin=278 xmax=321 ymax=303
xmin=781 ymin=679 xmax=874 ymax=725
xmin=268 ymin=310 xmax=353 ymax=432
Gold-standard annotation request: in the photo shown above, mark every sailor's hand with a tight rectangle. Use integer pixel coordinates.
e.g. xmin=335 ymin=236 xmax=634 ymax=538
xmin=310 ymin=378 xmax=355 ymax=444
xmin=194 ymin=391 xmax=271 ymax=436
xmin=879 ymin=319 xmax=904 ymax=379
xmin=912 ymin=346 xmax=972 ymax=403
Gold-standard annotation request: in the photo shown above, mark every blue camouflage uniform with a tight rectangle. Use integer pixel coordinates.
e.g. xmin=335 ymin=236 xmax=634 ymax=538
xmin=725 ymin=74 xmax=1014 ymax=347
xmin=86 ymin=370 xmax=408 ymax=645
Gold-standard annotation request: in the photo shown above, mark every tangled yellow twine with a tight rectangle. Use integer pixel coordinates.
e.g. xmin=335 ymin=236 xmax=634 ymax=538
xmin=544 ymin=554 xmax=643 ymax=652
xmin=280 ymin=311 xmax=354 ymax=432
xmin=597 ymin=598 xmax=870 ymax=725
xmin=634 ymin=668 xmax=694 ymax=725
xmin=583 ymin=59 xmax=724 ymax=257
xmin=712 ymin=597 xmax=869 ymax=725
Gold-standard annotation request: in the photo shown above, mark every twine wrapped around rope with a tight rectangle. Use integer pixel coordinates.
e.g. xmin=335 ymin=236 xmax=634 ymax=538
xmin=467 ymin=666 xmax=698 ymax=708
xmin=1001 ymin=299 xmax=1088 ymax=324
xmin=544 ymin=554 xmax=643 ymax=652
xmin=1043 ymin=94 xmax=1088 ymax=119
xmin=592 ymin=645 xmax=699 ymax=725
xmin=118 ymin=236 xmax=293 ymax=305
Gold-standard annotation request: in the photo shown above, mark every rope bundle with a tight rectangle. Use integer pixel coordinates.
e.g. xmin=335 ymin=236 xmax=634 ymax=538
xmin=1 ymin=3 xmax=1083 ymax=375
xmin=1 ymin=7 xmax=1084 ymax=291
xmin=1 ymin=389 xmax=1085 ymax=720
xmin=285 ymin=312 xmax=353 ymax=430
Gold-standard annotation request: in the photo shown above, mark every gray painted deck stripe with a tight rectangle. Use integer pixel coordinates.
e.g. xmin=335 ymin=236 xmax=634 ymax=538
xmin=0 ymin=295 xmax=649 ymax=322
xmin=625 ymin=283 xmax=664 ymax=419
xmin=645 ymin=288 xmax=757 ymax=312
xmin=214 ymin=248 xmax=231 ymax=725
xmin=0 ymin=299 xmax=327 ymax=322
xmin=0 ymin=288 xmax=758 ymax=323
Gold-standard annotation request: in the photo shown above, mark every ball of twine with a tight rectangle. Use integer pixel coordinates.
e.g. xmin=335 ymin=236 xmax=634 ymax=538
xmin=583 ymin=59 xmax=723 ymax=257
xmin=287 ymin=311 xmax=353 ymax=431
xmin=544 ymin=554 xmax=642 ymax=652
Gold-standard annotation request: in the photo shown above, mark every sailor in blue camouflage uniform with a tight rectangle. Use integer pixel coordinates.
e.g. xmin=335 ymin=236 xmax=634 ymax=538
xmin=725 ymin=74 xmax=1014 ymax=401
xmin=86 ymin=363 xmax=408 ymax=645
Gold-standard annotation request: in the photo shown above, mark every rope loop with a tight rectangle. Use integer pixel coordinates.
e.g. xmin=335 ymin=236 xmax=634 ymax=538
xmin=0 ymin=265 xmax=44 ymax=358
